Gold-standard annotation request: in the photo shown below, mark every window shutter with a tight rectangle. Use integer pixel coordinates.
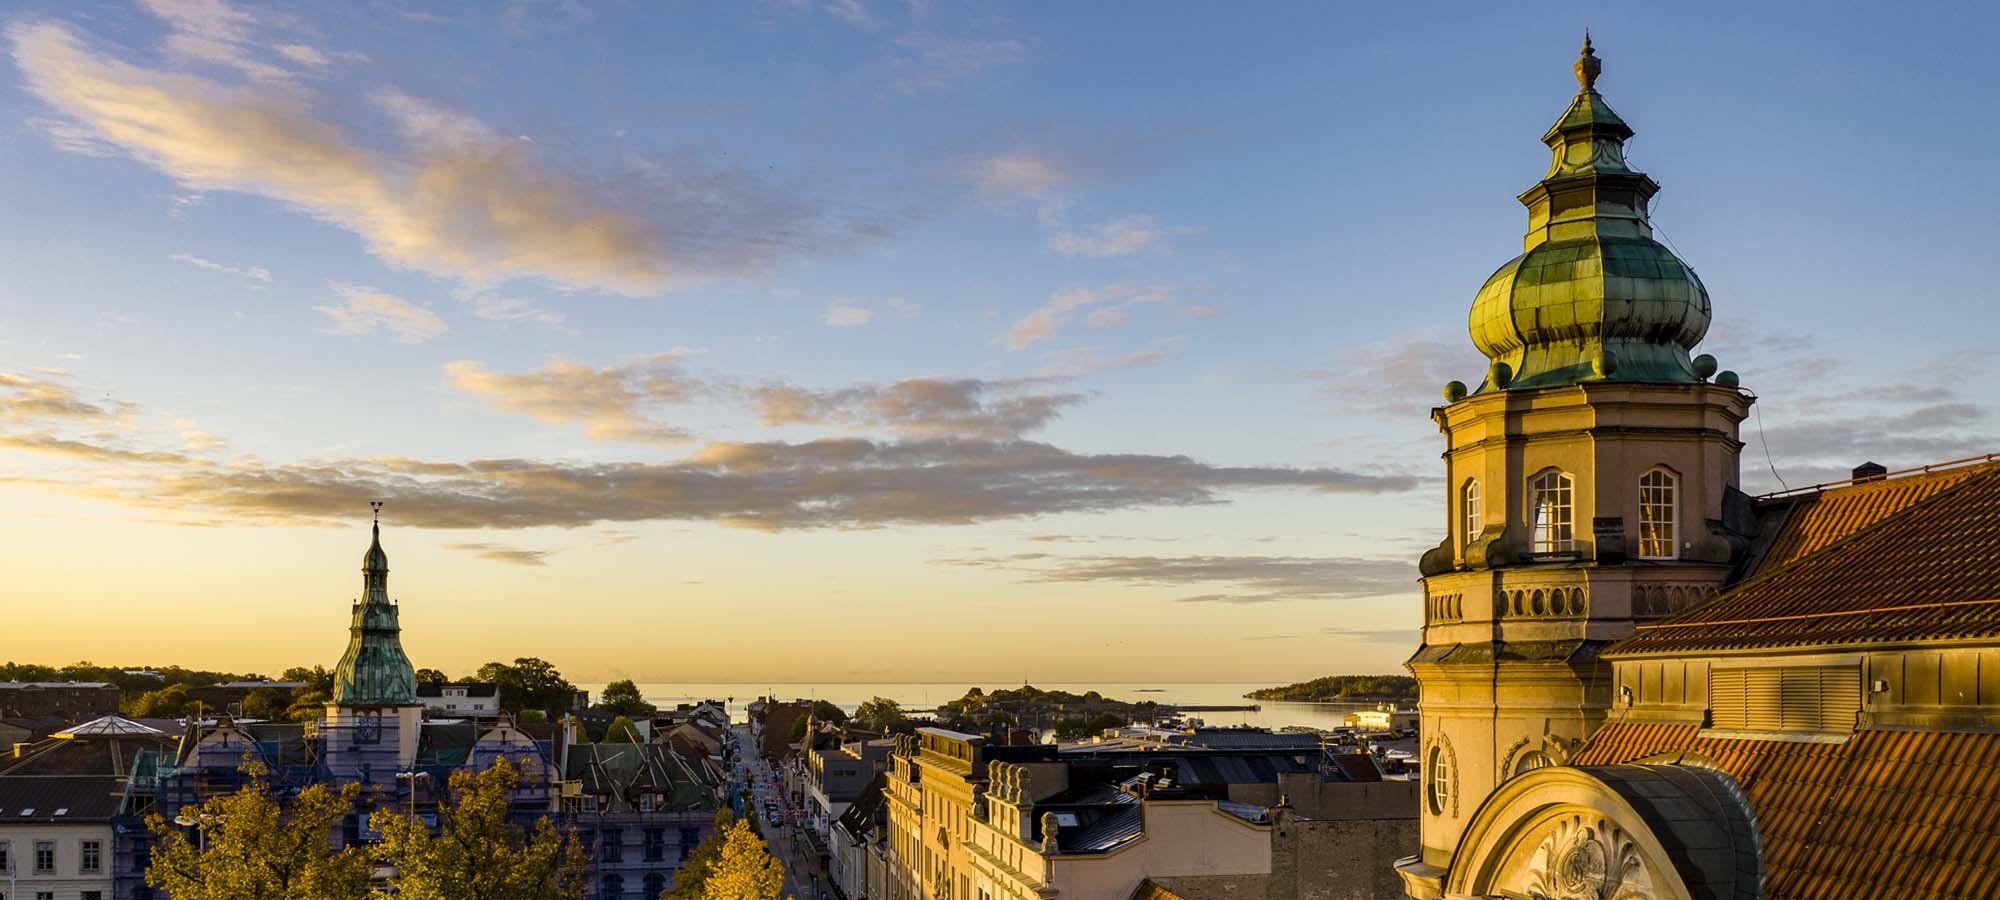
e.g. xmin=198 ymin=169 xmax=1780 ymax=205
xmin=1710 ymin=666 xmax=1859 ymax=734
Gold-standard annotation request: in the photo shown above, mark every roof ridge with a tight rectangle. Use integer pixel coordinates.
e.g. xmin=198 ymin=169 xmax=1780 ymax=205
xmin=1634 ymin=465 xmax=2000 ymax=632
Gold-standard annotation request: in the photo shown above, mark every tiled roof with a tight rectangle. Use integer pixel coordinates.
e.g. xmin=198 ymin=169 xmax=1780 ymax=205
xmin=1574 ymin=723 xmax=2000 ymax=900
xmin=1128 ymin=880 xmax=1189 ymax=900
xmin=1613 ymin=466 xmax=2000 ymax=656
xmin=1749 ymin=463 xmax=1990 ymax=574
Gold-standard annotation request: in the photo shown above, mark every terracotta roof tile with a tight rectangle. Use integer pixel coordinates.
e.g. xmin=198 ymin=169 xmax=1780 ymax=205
xmin=1614 ymin=466 xmax=2000 ymax=656
xmin=1576 ymin=723 xmax=2000 ymax=900
xmin=1754 ymin=463 xmax=1991 ymax=574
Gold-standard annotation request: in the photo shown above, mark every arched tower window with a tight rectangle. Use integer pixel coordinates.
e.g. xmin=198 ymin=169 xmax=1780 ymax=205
xmin=1462 ymin=479 xmax=1483 ymax=550
xmin=1639 ymin=468 xmax=1678 ymax=559
xmin=1528 ymin=470 xmax=1575 ymax=553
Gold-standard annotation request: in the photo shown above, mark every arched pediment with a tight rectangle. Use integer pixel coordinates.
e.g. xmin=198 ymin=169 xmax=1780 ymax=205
xmin=1446 ymin=764 xmax=1761 ymax=900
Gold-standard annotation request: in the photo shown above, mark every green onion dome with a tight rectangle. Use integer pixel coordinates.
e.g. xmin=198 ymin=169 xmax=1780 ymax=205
xmin=1469 ymin=37 xmax=1711 ymax=392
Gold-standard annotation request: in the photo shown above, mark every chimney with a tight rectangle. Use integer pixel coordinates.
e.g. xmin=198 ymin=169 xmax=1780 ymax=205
xmin=1852 ymin=461 xmax=1888 ymax=483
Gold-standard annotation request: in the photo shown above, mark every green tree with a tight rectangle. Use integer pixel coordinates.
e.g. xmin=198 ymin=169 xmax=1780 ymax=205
xmin=597 ymin=679 xmax=656 ymax=717
xmin=699 ymin=818 xmax=787 ymax=900
xmin=240 ymin=688 xmax=290 ymax=720
xmin=602 ymin=715 xmax=643 ymax=743
xmin=853 ymin=697 xmax=913 ymax=733
xmin=282 ymin=665 xmax=337 ymax=721
xmin=478 ymin=658 xmax=577 ymax=717
xmin=144 ymin=766 xmax=371 ymax=900
xmin=131 ymin=683 xmax=192 ymax=718
xmin=372 ymin=756 xmax=589 ymax=900
xmin=415 ymin=668 xmax=451 ymax=685
xmin=789 ymin=700 xmax=847 ymax=741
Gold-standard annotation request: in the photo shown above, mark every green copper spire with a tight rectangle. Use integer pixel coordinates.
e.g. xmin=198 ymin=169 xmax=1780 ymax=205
xmin=1465 ymin=37 xmax=1711 ymax=392
xmin=332 ymin=504 xmax=418 ymax=707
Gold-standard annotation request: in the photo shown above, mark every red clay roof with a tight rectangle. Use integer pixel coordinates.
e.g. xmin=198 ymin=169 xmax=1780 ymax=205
xmin=1753 ymin=463 xmax=1990 ymax=574
xmin=1575 ymin=722 xmax=2000 ymax=900
xmin=1613 ymin=465 xmax=2000 ymax=656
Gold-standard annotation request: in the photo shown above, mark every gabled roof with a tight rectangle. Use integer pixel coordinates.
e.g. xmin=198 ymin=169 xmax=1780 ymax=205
xmin=1575 ymin=722 xmax=2000 ymax=900
xmin=1613 ymin=465 xmax=2000 ymax=656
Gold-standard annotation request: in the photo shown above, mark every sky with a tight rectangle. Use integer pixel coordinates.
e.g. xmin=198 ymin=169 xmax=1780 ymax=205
xmin=2 ymin=1 xmax=1996 ymax=684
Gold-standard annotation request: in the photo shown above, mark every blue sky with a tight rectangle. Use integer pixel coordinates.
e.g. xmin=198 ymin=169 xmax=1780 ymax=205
xmin=2 ymin=0 xmax=1994 ymax=682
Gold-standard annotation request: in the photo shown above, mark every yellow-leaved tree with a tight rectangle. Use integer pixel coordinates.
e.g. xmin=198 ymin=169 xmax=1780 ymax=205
xmin=697 ymin=818 xmax=789 ymax=900
xmin=371 ymin=755 xmax=589 ymax=900
xmin=143 ymin=763 xmax=371 ymax=900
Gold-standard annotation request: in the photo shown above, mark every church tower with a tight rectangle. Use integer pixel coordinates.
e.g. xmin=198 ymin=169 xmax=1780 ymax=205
xmin=1396 ymin=39 xmax=1755 ymax=898
xmin=322 ymin=505 xmax=423 ymax=783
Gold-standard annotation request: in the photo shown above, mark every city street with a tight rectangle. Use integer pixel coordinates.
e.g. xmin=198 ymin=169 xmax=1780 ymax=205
xmin=733 ymin=725 xmax=826 ymax=900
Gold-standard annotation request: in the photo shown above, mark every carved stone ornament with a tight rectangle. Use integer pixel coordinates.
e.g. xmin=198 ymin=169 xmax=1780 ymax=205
xmin=1040 ymin=811 xmax=1060 ymax=854
xmin=1524 ymin=813 xmax=1654 ymax=900
xmin=971 ymin=784 xmax=988 ymax=820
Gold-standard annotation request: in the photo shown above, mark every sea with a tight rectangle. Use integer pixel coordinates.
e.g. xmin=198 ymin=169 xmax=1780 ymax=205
xmin=579 ymin=682 xmax=1382 ymax=732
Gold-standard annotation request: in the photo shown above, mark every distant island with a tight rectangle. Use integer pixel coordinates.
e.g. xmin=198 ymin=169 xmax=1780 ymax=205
xmin=1245 ymin=675 xmax=1418 ymax=703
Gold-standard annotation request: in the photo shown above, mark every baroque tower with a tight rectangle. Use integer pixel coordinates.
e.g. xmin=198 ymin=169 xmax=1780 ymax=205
xmin=323 ymin=506 xmax=423 ymax=782
xmin=1395 ymin=39 xmax=1755 ymax=898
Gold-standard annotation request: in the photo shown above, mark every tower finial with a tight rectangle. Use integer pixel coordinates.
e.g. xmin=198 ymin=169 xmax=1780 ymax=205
xmin=370 ymin=500 xmax=383 ymax=528
xmin=1576 ymin=31 xmax=1601 ymax=92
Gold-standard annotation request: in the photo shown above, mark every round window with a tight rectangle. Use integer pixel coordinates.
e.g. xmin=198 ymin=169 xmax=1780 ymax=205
xmin=1427 ymin=744 xmax=1451 ymax=815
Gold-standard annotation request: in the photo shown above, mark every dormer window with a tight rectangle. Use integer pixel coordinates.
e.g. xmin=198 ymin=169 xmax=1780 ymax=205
xmin=1462 ymin=479 xmax=1482 ymax=550
xmin=1638 ymin=468 xmax=1678 ymax=559
xmin=1528 ymin=470 xmax=1575 ymax=553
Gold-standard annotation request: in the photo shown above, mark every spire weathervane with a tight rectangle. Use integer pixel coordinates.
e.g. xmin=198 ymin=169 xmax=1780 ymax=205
xmin=370 ymin=500 xmax=383 ymax=527
xmin=1576 ymin=31 xmax=1601 ymax=92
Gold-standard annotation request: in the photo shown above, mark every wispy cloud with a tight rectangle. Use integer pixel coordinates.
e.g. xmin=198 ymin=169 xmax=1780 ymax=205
xmin=1047 ymin=214 xmax=1178 ymax=258
xmin=464 ymin=295 xmax=565 ymax=328
xmin=1001 ymin=284 xmax=1173 ymax=349
xmin=892 ymin=34 xmax=1023 ymax=94
xmin=1320 ymin=626 xmax=1418 ymax=644
xmin=747 ymin=377 xmax=1083 ymax=439
xmin=972 ymin=152 xmax=1072 ymax=199
xmin=940 ymin=553 xmax=1416 ymax=604
xmin=823 ymin=303 xmax=873 ymax=326
xmin=0 ymin=371 xmax=132 ymax=423
xmin=12 ymin=17 xmax=905 ymax=296
xmin=316 ymin=283 xmax=447 ymax=343
xmin=444 ymin=355 xmax=699 ymax=444
xmin=170 ymin=252 xmax=271 ymax=287
xmin=445 ymin=541 xmax=551 ymax=566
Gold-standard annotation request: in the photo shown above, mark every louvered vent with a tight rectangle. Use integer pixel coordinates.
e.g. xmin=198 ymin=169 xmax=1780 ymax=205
xmin=1709 ymin=666 xmax=1861 ymax=733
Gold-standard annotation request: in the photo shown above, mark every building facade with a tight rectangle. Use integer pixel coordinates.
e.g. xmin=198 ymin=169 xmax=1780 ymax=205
xmin=1396 ymin=39 xmax=2000 ymax=900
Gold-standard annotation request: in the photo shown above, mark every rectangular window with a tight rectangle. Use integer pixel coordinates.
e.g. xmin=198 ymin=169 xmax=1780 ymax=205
xmin=34 ymin=841 xmax=54 ymax=873
xmin=84 ymin=893 xmax=104 ymax=900
xmin=82 ymin=839 xmax=101 ymax=873
xmin=601 ymin=828 xmax=623 ymax=863
xmin=644 ymin=828 xmax=665 ymax=862
xmin=0 ymin=839 xmax=9 ymax=874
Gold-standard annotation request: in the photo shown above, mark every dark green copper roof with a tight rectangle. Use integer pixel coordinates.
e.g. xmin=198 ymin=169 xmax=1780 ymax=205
xmin=1466 ymin=38 xmax=1711 ymax=393
xmin=332 ymin=521 xmax=418 ymax=707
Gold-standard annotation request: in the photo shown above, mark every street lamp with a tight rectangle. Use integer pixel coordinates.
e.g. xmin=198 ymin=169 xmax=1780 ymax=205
xmin=173 ymin=812 xmax=228 ymax=852
xmin=396 ymin=771 xmax=432 ymax=821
